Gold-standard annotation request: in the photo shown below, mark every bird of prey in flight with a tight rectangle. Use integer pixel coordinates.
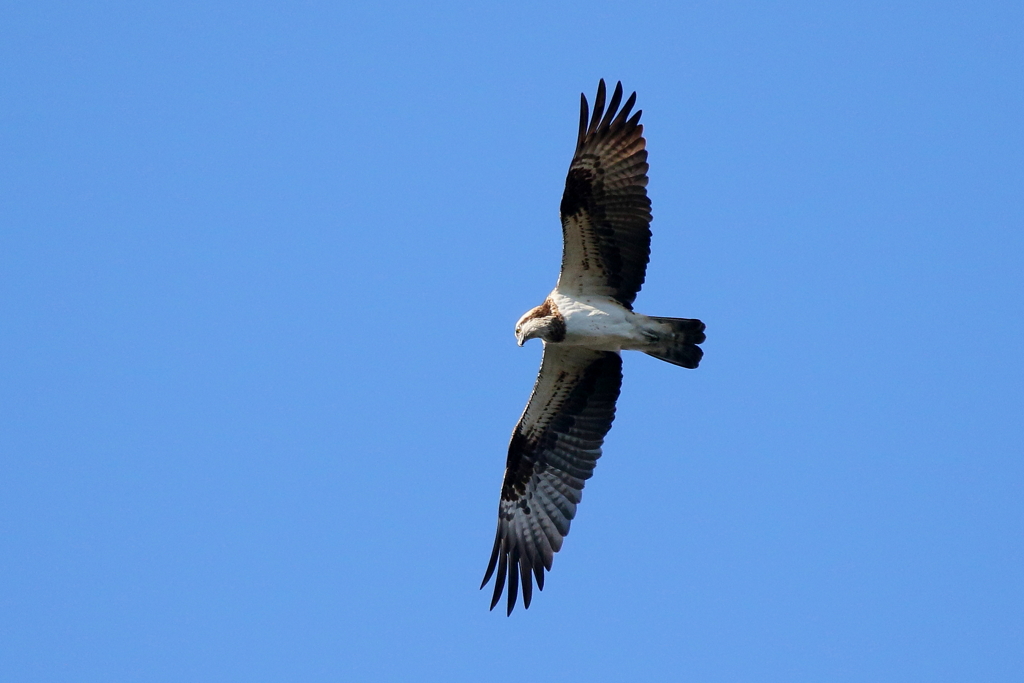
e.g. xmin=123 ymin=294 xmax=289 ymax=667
xmin=481 ymin=80 xmax=706 ymax=615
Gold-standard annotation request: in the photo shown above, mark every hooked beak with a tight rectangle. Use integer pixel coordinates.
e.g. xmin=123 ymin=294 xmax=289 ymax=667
xmin=516 ymin=330 xmax=525 ymax=346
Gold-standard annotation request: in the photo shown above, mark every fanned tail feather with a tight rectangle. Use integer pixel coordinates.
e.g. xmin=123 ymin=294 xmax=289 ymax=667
xmin=643 ymin=317 xmax=706 ymax=369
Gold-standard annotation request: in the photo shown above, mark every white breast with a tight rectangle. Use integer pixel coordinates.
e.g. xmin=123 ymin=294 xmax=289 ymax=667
xmin=548 ymin=290 xmax=647 ymax=351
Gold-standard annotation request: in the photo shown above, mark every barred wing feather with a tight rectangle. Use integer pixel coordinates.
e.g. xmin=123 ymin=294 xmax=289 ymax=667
xmin=558 ymin=80 xmax=652 ymax=310
xmin=481 ymin=345 xmax=622 ymax=615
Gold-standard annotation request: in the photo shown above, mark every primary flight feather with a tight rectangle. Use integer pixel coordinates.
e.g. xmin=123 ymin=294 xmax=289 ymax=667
xmin=481 ymin=80 xmax=706 ymax=615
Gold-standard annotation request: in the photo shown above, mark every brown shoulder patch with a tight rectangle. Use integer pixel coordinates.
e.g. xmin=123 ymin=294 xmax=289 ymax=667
xmin=543 ymin=298 xmax=566 ymax=343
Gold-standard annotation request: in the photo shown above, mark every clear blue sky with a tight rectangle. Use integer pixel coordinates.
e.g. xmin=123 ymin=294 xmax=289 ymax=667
xmin=2 ymin=1 xmax=1022 ymax=681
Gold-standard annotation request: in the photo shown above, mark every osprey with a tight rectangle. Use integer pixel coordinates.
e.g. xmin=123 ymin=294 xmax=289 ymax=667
xmin=481 ymin=80 xmax=706 ymax=615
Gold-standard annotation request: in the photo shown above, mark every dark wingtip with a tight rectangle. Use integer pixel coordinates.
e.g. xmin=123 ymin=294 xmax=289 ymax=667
xmin=611 ymin=91 xmax=637 ymax=129
xmin=520 ymin=561 xmax=533 ymax=610
xmin=489 ymin=545 xmax=508 ymax=610
xmin=588 ymin=79 xmax=606 ymax=134
xmin=506 ymin=552 xmax=519 ymax=615
xmin=480 ymin=532 xmax=501 ymax=589
xmin=576 ymin=92 xmax=589 ymax=153
xmin=598 ymin=81 xmax=624 ymax=130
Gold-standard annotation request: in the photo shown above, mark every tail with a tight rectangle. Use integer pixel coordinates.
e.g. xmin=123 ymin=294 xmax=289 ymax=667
xmin=643 ymin=317 xmax=706 ymax=369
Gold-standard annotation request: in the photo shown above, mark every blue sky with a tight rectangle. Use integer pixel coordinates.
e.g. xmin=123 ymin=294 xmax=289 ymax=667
xmin=2 ymin=1 xmax=1022 ymax=681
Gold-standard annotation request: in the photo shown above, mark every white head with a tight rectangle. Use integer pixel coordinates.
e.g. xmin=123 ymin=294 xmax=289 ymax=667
xmin=514 ymin=300 xmax=566 ymax=346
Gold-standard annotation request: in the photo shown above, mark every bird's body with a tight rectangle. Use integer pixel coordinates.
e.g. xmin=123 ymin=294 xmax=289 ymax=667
xmin=482 ymin=80 xmax=705 ymax=615
xmin=522 ymin=292 xmax=671 ymax=351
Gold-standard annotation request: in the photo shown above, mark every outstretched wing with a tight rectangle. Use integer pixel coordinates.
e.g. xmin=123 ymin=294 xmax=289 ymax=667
xmin=558 ymin=79 xmax=652 ymax=310
xmin=481 ymin=345 xmax=623 ymax=615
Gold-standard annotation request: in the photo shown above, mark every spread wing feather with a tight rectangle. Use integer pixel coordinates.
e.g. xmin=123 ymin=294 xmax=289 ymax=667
xmin=558 ymin=80 xmax=652 ymax=309
xmin=481 ymin=345 xmax=622 ymax=615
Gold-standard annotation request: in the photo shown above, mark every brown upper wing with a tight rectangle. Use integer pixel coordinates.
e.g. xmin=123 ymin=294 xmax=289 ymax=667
xmin=481 ymin=345 xmax=622 ymax=615
xmin=557 ymin=80 xmax=652 ymax=310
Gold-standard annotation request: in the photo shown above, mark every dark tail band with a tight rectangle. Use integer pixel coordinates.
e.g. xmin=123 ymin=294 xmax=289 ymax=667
xmin=643 ymin=317 xmax=705 ymax=369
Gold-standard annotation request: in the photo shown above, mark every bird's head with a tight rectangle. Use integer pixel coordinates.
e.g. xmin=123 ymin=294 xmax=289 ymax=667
xmin=514 ymin=311 xmax=541 ymax=346
xmin=515 ymin=301 xmax=565 ymax=346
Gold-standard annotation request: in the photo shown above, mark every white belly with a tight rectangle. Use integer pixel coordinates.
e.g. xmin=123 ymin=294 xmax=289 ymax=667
xmin=548 ymin=290 xmax=648 ymax=351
